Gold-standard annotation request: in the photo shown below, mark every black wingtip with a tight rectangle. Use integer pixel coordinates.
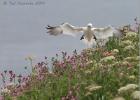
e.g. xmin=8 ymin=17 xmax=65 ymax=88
xmin=45 ymin=26 xmax=52 ymax=29
xmin=47 ymin=25 xmax=51 ymax=27
xmin=46 ymin=25 xmax=55 ymax=29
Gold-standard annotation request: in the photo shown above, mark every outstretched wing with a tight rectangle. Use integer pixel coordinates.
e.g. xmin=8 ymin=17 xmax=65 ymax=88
xmin=92 ymin=26 xmax=118 ymax=39
xmin=46 ymin=23 xmax=83 ymax=37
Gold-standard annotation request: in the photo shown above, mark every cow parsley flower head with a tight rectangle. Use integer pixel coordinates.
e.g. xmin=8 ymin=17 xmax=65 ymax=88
xmin=1 ymin=88 xmax=10 ymax=94
xmin=113 ymin=97 xmax=125 ymax=100
xmin=84 ymin=70 xmax=92 ymax=74
xmin=85 ymin=84 xmax=102 ymax=92
xmin=118 ymin=87 xmax=127 ymax=93
xmin=123 ymin=45 xmax=135 ymax=51
xmin=131 ymin=91 xmax=140 ymax=100
xmin=85 ymin=92 xmax=92 ymax=96
xmin=121 ymin=61 xmax=129 ymax=66
xmin=120 ymin=40 xmax=132 ymax=46
xmin=100 ymin=56 xmax=115 ymax=63
xmin=125 ymin=84 xmax=138 ymax=89
xmin=136 ymin=56 xmax=140 ymax=61
xmin=111 ymin=49 xmax=119 ymax=55
xmin=129 ymin=75 xmax=136 ymax=80
xmin=125 ymin=32 xmax=138 ymax=39
xmin=118 ymin=84 xmax=138 ymax=93
xmin=124 ymin=56 xmax=139 ymax=62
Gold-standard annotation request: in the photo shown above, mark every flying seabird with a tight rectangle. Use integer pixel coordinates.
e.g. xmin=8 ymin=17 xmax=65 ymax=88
xmin=46 ymin=22 xmax=121 ymax=47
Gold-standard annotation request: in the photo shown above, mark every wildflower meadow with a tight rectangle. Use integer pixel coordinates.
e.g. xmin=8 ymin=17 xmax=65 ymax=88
xmin=0 ymin=19 xmax=139 ymax=100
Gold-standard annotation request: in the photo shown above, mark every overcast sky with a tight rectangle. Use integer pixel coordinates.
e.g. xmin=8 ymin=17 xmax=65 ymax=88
xmin=0 ymin=0 xmax=140 ymax=74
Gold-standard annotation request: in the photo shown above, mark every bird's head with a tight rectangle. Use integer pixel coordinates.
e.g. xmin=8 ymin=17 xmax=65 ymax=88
xmin=87 ymin=23 xmax=93 ymax=28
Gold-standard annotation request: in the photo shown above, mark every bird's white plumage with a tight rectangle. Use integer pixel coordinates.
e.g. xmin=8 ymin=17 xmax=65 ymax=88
xmin=82 ymin=38 xmax=97 ymax=48
xmin=46 ymin=22 xmax=121 ymax=47
xmin=47 ymin=23 xmax=83 ymax=37
xmin=92 ymin=26 xmax=115 ymax=39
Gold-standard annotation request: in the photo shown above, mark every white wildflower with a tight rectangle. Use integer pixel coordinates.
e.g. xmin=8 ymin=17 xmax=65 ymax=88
xmin=111 ymin=49 xmax=119 ymax=55
xmin=123 ymin=45 xmax=135 ymax=51
xmin=121 ymin=61 xmax=129 ymax=66
xmin=85 ymin=84 xmax=102 ymax=92
xmin=125 ymin=84 xmax=138 ymax=89
xmin=85 ymin=92 xmax=92 ymax=96
xmin=118 ymin=87 xmax=127 ymax=93
xmin=1 ymin=88 xmax=10 ymax=94
xmin=129 ymin=75 xmax=136 ymax=80
xmin=124 ymin=56 xmax=139 ymax=62
xmin=120 ymin=40 xmax=132 ymax=46
xmin=85 ymin=70 xmax=92 ymax=74
xmin=136 ymin=56 xmax=140 ymax=61
xmin=131 ymin=91 xmax=140 ymax=100
xmin=113 ymin=97 xmax=125 ymax=100
xmin=118 ymin=84 xmax=138 ymax=93
xmin=100 ymin=56 xmax=115 ymax=63
xmin=125 ymin=32 xmax=138 ymax=39
xmin=112 ymin=61 xmax=120 ymax=66
xmin=86 ymin=60 xmax=93 ymax=65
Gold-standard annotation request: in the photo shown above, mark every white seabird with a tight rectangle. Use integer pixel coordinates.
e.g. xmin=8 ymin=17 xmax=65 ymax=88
xmin=46 ymin=22 xmax=121 ymax=47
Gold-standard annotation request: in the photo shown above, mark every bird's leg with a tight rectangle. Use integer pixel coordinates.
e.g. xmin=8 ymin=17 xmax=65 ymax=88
xmin=93 ymin=34 xmax=99 ymax=48
xmin=80 ymin=35 xmax=84 ymax=40
xmin=93 ymin=34 xmax=97 ymax=40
